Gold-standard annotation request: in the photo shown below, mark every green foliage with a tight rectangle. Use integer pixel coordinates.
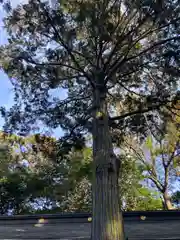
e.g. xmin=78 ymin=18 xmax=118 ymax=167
xmin=172 ymin=191 xmax=180 ymax=207
xmin=123 ymin=116 xmax=180 ymax=210
xmin=0 ymin=132 xmax=93 ymax=214
xmin=60 ymin=149 xmax=163 ymax=212
xmin=56 ymin=147 xmax=92 ymax=212
xmin=0 ymin=132 xmax=167 ymax=214
xmin=134 ymin=188 xmax=163 ymax=211
xmin=0 ymin=132 xmax=63 ymax=214
xmin=119 ymin=155 xmax=163 ymax=211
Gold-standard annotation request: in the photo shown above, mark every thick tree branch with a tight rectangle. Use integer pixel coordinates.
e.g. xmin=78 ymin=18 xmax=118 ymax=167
xmin=148 ymin=176 xmax=164 ymax=192
xmin=109 ymin=102 xmax=165 ymax=123
xmin=58 ymin=95 xmax=91 ymax=107
xmin=108 ymin=35 xmax=180 ymax=79
xmin=40 ymin=31 xmax=95 ymax=68
xmin=27 ymin=59 xmax=82 ymax=73
xmin=126 ymin=35 xmax=180 ymax=63
xmin=107 ymin=59 xmax=160 ymax=86
xmin=113 ymin=80 xmax=147 ymax=98
xmin=126 ymin=16 xmax=180 ymax=66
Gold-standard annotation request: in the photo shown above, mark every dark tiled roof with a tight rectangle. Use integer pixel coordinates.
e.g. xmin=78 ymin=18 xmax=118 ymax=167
xmin=0 ymin=211 xmax=179 ymax=239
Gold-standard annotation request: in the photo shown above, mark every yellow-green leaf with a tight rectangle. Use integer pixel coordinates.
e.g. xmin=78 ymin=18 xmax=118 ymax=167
xmin=135 ymin=42 xmax=142 ymax=49
xmin=96 ymin=111 xmax=103 ymax=118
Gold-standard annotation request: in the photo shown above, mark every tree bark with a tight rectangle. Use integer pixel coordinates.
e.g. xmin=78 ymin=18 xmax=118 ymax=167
xmin=91 ymin=89 xmax=125 ymax=240
xmin=163 ymin=191 xmax=174 ymax=210
xmin=162 ymin=167 xmax=174 ymax=210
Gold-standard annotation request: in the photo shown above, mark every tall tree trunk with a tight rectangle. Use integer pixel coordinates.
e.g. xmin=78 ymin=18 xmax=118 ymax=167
xmin=91 ymin=89 xmax=125 ymax=240
xmin=162 ymin=167 xmax=174 ymax=210
xmin=163 ymin=191 xmax=174 ymax=210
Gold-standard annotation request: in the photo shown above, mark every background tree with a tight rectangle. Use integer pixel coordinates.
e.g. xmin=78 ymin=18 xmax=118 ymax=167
xmin=119 ymin=154 xmax=163 ymax=211
xmin=0 ymin=0 xmax=180 ymax=239
xmin=0 ymin=132 xmax=65 ymax=214
xmin=123 ymin=119 xmax=180 ymax=210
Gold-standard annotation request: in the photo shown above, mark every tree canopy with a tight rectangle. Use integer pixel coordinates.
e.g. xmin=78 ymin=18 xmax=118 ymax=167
xmin=0 ymin=0 xmax=179 ymax=137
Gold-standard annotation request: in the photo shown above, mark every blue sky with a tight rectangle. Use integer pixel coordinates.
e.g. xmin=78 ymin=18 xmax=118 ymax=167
xmin=0 ymin=5 xmax=14 ymax=129
xmin=0 ymin=0 xmax=64 ymax=138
